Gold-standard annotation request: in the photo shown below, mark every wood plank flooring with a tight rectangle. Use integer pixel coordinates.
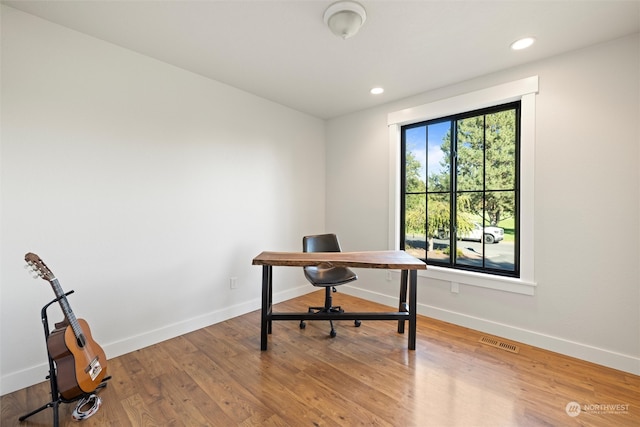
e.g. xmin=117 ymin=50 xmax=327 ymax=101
xmin=2 ymin=291 xmax=639 ymax=426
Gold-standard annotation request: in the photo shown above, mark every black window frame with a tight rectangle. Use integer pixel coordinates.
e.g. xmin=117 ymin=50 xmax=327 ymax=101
xmin=400 ymin=101 xmax=521 ymax=278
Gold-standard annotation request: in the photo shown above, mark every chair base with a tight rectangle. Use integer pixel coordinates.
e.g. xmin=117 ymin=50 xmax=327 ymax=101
xmin=299 ymin=288 xmax=361 ymax=337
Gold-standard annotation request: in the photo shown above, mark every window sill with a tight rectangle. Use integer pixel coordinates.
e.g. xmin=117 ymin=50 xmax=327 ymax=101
xmin=419 ymin=265 xmax=536 ymax=295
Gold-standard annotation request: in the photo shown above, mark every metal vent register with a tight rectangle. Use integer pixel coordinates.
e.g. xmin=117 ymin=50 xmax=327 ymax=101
xmin=479 ymin=336 xmax=520 ymax=354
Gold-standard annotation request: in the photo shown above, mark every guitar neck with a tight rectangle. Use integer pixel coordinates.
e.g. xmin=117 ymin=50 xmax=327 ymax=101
xmin=49 ymin=277 xmax=85 ymax=343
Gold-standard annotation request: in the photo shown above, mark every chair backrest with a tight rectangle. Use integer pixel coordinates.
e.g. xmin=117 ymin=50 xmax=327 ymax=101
xmin=303 ymin=234 xmax=342 ymax=253
xmin=302 ymin=234 xmax=357 ymax=286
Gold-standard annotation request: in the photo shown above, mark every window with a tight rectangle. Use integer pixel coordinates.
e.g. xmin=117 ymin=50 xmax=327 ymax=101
xmin=387 ymin=76 xmax=537 ymax=295
xmin=401 ymin=102 xmax=520 ymax=277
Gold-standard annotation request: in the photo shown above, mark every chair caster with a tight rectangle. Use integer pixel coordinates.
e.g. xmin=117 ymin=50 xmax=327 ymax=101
xmin=354 ymin=320 xmax=361 ymax=327
xmin=300 ymin=321 xmax=306 ymax=329
xmin=330 ymin=329 xmax=337 ymax=338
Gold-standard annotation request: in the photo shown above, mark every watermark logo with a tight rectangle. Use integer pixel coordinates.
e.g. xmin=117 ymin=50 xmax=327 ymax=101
xmin=565 ymin=402 xmax=581 ymax=417
xmin=566 ymin=401 xmax=629 ymax=417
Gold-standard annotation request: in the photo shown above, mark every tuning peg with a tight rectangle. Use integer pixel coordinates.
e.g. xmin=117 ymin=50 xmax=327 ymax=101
xmin=24 ymin=265 xmax=39 ymax=278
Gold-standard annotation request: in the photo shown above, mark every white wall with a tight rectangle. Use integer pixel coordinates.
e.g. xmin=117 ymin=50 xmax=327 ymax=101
xmin=0 ymin=6 xmax=324 ymax=395
xmin=327 ymin=33 xmax=640 ymax=374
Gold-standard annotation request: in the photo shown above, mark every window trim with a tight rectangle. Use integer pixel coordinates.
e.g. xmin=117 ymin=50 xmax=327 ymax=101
xmin=388 ymin=76 xmax=538 ymax=295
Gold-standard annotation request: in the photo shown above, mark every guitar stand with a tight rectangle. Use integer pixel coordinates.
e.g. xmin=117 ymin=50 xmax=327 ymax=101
xmin=19 ymin=291 xmax=110 ymax=427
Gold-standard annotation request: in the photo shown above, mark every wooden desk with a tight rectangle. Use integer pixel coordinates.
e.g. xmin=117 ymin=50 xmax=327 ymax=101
xmin=252 ymin=250 xmax=426 ymax=351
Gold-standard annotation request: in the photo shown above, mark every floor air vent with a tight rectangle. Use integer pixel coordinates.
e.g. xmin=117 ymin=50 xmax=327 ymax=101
xmin=479 ymin=336 xmax=520 ymax=354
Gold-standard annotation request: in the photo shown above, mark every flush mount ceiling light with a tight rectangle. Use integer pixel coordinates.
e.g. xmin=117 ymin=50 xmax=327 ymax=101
xmin=324 ymin=1 xmax=367 ymax=39
xmin=370 ymin=87 xmax=384 ymax=95
xmin=510 ymin=37 xmax=536 ymax=50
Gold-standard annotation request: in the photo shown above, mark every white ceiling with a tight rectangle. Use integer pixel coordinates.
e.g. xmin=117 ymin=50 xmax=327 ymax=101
xmin=3 ymin=0 xmax=639 ymax=119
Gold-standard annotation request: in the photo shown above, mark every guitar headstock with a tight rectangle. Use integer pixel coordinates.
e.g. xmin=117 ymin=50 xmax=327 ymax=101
xmin=25 ymin=252 xmax=56 ymax=281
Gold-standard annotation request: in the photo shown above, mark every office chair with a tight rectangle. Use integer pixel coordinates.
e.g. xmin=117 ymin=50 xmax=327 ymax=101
xmin=299 ymin=233 xmax=361 ymax=338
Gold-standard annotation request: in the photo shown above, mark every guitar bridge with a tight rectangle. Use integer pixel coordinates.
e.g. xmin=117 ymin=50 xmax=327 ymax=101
xmin=85 ymin=356 xmax=103 ymax=381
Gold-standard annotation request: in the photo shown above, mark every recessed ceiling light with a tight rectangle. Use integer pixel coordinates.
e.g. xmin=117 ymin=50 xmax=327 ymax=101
xmin=370 ymin=87 xmax=384 ymax=95
xmin=510 ymin=37 xmax=536 ymax=51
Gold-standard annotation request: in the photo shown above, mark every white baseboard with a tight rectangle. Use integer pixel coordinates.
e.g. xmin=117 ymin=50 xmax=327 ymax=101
xmin=0 ymin=285 xmax=313 ymax=396
xmin=342 ymin=285 xmax=640 ymax=376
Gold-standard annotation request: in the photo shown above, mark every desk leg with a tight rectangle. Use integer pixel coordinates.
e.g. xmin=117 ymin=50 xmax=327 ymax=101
xmin=408 ymin=269 xmax=417 ymax=350
xmin=397 ymin=270 xmax=408 ymax=333
xmin=261 ymin=265 xmax=272 ymax=351
xmin=267 ymin=266 xmax=273 ymax=335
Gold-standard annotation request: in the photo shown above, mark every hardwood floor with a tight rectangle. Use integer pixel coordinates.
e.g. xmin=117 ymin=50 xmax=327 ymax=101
xmin=2 ymin=291 xmax=639 ymax=426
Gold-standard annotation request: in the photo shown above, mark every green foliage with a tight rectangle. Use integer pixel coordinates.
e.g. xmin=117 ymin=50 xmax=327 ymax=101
xmin=427 ymin=195 xmax=449 ymax=237
xmin=405 ymin=193 xmax=426 ymax=235
xmin=405 ymin=152 xmax=425 ymax=193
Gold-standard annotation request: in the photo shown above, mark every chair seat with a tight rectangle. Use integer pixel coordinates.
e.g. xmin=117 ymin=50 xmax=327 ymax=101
xmin=304 ymin=266 xmax=357 ymax=286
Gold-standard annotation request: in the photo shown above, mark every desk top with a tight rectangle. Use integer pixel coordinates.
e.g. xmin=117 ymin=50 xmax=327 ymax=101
xmin=252 ymin=250 xmax=426 ymax=270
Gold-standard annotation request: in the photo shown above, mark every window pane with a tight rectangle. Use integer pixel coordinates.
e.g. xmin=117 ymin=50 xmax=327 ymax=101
xmin=485 ymin=190 xmax=516 ymax=229
xmin=455 ymin=193 xmax=485 ymax=268
xmin=486 ymin=110 xmax=516 ymax=191
xmin=457 ymin=116 xmax=484 ymax=192
xmin=427 ymin=121 xmax=450 ymax=192
xmin=427 ymin=193 xmax=450 ymax=263
xmin=486 ymin=191 xmax=516 ymax=273
xmin=405 ymin=126 xmax=426 ymax=193
xmin=404 ymin=194 xmax=426 ymax=259
xmin=454 ymin=192 xmax=516 ymax=272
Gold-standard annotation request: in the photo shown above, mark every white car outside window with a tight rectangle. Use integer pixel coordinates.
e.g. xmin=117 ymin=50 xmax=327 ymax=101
xmin=460 ymin=223 xmax=504 ymax=244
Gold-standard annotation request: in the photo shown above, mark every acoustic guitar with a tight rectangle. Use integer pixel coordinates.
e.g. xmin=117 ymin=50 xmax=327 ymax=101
xmin=25 ymin=252 xmax=107 ymax=400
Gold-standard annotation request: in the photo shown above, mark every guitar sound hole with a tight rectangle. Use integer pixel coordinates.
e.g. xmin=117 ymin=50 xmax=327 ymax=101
xmin=76 ymin=335 xmax=87 ymax=348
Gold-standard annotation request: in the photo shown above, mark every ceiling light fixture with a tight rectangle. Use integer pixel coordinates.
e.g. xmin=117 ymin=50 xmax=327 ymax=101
xmin=370 ymin=87 xmax=384 ymax=95
xmin=324 ymin=1 xmax=367 ymax=39
xmin=510 ymin=37 xmax=536 ymax=50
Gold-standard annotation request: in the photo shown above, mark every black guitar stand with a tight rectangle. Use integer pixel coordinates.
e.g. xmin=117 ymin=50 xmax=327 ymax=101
xmin=19 ymin=291 xmax=110 ymax=427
